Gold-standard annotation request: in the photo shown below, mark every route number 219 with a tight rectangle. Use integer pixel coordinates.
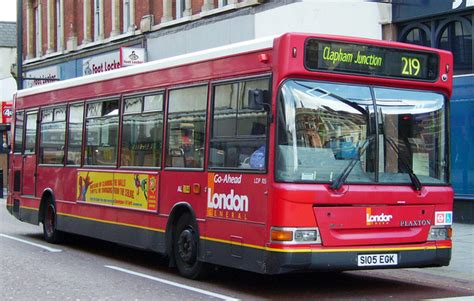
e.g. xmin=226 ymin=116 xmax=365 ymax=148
xmin=401 ymin=57 xmax=421 ymax=77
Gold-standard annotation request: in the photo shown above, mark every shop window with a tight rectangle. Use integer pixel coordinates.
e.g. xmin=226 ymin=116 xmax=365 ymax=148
xmin=35 ymin=4 xmax=42 ymax=57
xmin=67 ymin=104 xmax=84 ymax=165
xmin=166 ymin=85 xmax=208 ymax=168
xmin=93 ymin=0 xmax=103 ymax=41
xmin=209 ymin=77 xmax=269 ymax=170
xmin=40 ymin=106 xmax=66 ymax=164
xmin=403 ymin=27 xmax=431 ymax=47
xmin=85 ymin=99 xmax=119 ymax=165
xmin=176 ymin=0 xmax=186 ymax=19
xmin=56 ymin=0 xmax=62 ymax=51
xmin=218 ymin=0 xmax=229 ymax=7
xmin=438 ymin=20 xmax=473 ymax=74
xmin=121 ymin=93 xmax=164 ymax=167
xmin=123 ymin=0 xmax=131 ymax=33
xmin=14 ymin=112 xmax=24 ymax=153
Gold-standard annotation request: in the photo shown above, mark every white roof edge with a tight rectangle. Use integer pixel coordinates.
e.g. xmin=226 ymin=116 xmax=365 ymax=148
xmin=18 ymin=35 xmax=278 ymax=98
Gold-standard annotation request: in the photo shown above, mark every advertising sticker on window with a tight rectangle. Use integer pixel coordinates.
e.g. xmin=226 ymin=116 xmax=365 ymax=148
xmin=77 ymin=171 xmax=158 ymax=211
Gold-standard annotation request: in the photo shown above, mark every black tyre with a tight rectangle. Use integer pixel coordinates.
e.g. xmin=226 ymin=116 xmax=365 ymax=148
xmin=42 ymin=199 xmax=64 ymax=244
xmin=173 ymin=212 xmax=209 ymax=279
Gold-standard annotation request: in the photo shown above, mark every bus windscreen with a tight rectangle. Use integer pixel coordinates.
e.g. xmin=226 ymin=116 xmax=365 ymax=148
xmin=305 ymin=39 xmax=439 ymax=81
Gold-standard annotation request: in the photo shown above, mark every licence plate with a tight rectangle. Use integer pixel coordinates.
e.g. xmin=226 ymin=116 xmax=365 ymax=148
xmin=357 ymin=253 xmax=398 ymax=267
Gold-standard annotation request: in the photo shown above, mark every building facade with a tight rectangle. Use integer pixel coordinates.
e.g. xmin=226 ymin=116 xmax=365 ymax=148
xmin=20 ymin=0 xmax=391 ymax=87
xmin=0 ymin=21 xmax=16 ymax=189
xmin=391 ymin=0 xmax=474 ymax=223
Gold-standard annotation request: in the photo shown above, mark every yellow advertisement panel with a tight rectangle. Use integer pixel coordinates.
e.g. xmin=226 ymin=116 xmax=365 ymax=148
xmin=77 ymin=171 xmax=158 ymax=211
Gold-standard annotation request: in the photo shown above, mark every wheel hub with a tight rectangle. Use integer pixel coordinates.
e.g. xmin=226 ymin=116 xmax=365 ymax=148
xmin=45 ymin=204 xmax=55 ymax=236
xmin=178 ymin=228 xmax=196 ymax=264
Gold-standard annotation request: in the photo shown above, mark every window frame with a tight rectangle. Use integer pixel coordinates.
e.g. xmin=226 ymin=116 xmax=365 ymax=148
xmin=120 ymin=90 xmax=165 ymax=169
xmin=122 ymin=0 xmax=131 ymax=33
xmin=13 ymin=110 xmax=25 ymax=154
xmin=93 ymin=0 xmax=104 ymax=41
xmin=84 ymin=97 xmax=120 ymax=167
xmin=66 ymin=101 xmax=85 ymax=167
xmin=24 ymin=110 xmax=39 ymax=155
xmin=38 ymin=105 xmax=67 ymax=166
xmin=208 ymin=74 xmax=272 ymax=173
xmin=165 ymin=82 xmax=209 ymax=171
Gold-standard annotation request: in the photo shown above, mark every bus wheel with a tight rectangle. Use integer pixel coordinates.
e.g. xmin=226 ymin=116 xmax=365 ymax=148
xmin=42 ymin=199 xmax=63 ymax=244
xmin=173 ymin=213 xmax=209 ymax=279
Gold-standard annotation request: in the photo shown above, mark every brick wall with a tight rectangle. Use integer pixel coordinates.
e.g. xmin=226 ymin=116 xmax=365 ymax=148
xmin=104 ymin=0 xmax=112 ymax=39
xmin=23 ymin=0 xmax=263 ymax=60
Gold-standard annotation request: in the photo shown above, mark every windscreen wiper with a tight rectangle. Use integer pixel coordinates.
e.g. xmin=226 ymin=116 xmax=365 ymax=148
xmin=378 ymin=109 xmax=422 ymax=191
xmin=330 ymin=137 xmax=373 ymax=190
xmin=384 ymin=136 xmax=423 ymax=191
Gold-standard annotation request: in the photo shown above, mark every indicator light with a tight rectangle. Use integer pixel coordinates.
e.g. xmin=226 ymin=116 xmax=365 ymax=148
xmin=192 ymin=183 xmax=200 ymax=194
xmin=271 ymin=229 xmax=293 ymax=241
xmin=182 ymin=185 xmax=191 ymax=194
xmin=259 ymin=53 xmax=269 ymax=63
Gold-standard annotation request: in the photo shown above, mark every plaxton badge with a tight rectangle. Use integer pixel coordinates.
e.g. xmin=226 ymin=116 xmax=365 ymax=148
xmin=400 ymin=220 xmax=431 ymax=227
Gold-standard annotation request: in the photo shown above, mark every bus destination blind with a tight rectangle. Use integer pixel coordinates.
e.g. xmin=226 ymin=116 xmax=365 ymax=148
xmin=305 ymin=39 xmax=439 ymax=81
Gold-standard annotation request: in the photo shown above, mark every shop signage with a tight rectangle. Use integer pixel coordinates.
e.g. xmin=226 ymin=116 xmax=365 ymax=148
xmin=82 ymin=51 xmax=122 ymax=75
xmin=1 ymin=102 xmax=13 ymax=124
xmin=120 ymin=47 xmax=146 ymax=66
xmin=24 ymin=65 xmax=60 ymax=88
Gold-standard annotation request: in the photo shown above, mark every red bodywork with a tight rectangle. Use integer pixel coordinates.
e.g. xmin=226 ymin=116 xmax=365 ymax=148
xmin=8 ymin=33 xmax=453 ymax=271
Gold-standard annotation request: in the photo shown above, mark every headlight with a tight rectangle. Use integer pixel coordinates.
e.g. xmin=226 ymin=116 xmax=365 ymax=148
xmin=427 ymin=226 xmax=452 ymax=241
xmin=295 ymin=230 xmax=318 ymax=242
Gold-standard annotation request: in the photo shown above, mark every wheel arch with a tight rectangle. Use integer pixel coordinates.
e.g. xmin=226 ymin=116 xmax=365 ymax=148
xmin=38 ymin=188 xmax=56 ymax=224
xmin=165 ymin=202 xmax=199 ymax=264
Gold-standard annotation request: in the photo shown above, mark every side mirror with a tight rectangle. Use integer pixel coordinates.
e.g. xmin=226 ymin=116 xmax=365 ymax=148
xmin=248 ymin=89 xmax=270 ymax=111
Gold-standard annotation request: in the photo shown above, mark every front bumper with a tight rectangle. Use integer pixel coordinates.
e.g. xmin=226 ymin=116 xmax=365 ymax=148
xmin=263 ymin=245 xmax=451 ymax=274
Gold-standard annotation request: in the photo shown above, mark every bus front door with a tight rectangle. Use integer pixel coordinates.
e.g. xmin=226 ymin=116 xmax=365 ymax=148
xmin=21 ymin=111 xmax=38 ymax=196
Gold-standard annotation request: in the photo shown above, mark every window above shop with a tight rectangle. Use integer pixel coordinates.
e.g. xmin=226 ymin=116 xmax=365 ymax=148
xmin=398 ymin=14 xmax=473 ymax=75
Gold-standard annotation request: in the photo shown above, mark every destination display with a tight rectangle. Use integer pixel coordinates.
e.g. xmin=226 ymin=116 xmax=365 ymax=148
xmin=305 ymin=39 xmax=439 ymax=81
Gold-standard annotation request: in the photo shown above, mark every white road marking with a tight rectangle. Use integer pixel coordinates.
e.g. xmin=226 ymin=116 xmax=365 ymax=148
xmin=0 ymin=233 xmax=62 ymax=253
xmin=105 ymin=265 xmax=240 ymax=301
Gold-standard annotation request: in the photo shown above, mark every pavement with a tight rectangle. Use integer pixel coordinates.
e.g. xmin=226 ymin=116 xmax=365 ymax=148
xmin=409 ymin=222 xmax=474 ymax=283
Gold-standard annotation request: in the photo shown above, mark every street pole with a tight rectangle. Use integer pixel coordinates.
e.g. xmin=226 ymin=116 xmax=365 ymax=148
xmin=17 ymin=0 xmax=23 ymax=90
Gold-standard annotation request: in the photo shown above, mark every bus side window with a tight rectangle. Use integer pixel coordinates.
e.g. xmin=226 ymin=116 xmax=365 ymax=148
xmin=40 ymin=106 xmax=66 ymax=165
xmin=24 ymin=111 xmax=38 ymax=154
xmin=67 ymin=103 xmax=84 ymax=165
xmin=85 ymin=99 xmax=119 ymax=166
xmin=13 ymin=111 xmax=25 ymax=153
xmin=209 ymin=77 xmax=270 ymax=170
xmin=166 ymin=85 xmax=208 ymax=169
xmin=121 ymin=93 xmax=164 ymax=168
